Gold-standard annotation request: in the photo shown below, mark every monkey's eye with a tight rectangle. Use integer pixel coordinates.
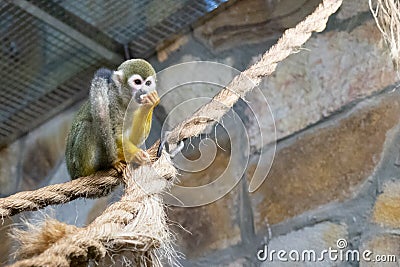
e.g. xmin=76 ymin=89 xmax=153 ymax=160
xmin=134 ymin=79 xmax=142 ymax=85
xmin=145 ymin=80 xmax=151 ymax=86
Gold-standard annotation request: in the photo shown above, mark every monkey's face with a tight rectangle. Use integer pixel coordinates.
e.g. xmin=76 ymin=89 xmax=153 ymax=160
xmin=113 ymin=59 xmax=157 ymax=103
xmin=127 ymin=74 xmax=156 ymax=104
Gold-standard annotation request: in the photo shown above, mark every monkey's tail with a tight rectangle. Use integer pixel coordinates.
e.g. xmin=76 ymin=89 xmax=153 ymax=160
xmin=11 ymin=218 xmax=78 ymax=260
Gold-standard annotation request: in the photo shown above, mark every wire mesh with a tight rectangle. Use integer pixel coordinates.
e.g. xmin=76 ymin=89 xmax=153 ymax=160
xmin=0 ymin=0 xmax=229 ymax=148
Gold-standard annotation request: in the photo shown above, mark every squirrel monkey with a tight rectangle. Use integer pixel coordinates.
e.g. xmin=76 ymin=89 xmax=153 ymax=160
xmin=65 ymin=59 xmax=159 ymax=179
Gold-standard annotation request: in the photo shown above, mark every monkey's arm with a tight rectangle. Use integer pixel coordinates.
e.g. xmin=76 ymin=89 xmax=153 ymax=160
xmin=121 ymin=107 xmax=153 ymax=164
xmin=123 ymin=91 xmax=159 ymax=164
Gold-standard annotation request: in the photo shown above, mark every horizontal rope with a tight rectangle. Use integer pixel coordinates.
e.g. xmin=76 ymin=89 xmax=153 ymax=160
xmin=0 ymin=169 xmax=121 ymax=218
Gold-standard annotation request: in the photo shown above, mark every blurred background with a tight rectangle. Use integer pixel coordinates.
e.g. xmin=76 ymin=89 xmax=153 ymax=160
xmin=1 ymin=0 xmax=399 ymax=266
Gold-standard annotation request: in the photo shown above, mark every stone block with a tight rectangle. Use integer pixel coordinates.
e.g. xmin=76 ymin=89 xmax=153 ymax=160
xmin=194 ymin=0 xmax=321 ymax=51
xmin=0 ymin=141 xmax=21 ymax=196
xmin=251 ymin=91 xmax=400 ymax=229
xmin=21 ymin=110 xmax=75 ymax=190
xmin=249 ymin=20 xmax=397 ymax=150
xmin=258 ymin=222 xmax=348 ymax=266
xmin=360 ymin=234 xmax=400 ymax=267
xmin=168 ymin=147 xmax=241 ymax=258
xmin=372 ymin=181 xmax=400 ymax=228
xmin=337 ymin=0 xmax=371 ymax=20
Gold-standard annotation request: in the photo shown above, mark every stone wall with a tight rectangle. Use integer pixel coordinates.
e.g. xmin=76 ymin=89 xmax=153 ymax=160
xmin=1 ymin=0 xmax=399 ymax=266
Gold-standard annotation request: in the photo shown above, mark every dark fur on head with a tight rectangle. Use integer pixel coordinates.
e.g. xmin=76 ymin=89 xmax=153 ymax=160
xmin=116 ymin=59 xmax=156 ymax=85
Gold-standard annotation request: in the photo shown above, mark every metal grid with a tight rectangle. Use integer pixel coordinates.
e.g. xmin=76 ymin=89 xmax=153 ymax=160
xmin=0 ymin=0 xmax=229 ymax=148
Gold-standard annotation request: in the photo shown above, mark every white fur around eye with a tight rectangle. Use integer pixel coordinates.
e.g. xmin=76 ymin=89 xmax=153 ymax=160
xmin=128 ymin=74 xmax=144 ymax=90
xmin=144 ymin=76 xmax=156 ymax=91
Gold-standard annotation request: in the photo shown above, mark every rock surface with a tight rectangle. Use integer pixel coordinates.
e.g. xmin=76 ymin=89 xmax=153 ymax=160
xmin=337 ymin=0 xmax=370 ymax=20
xmin=20 ymin=111 xmax=74 ymax=190
xmin=0 ymin=141 xmax=21 ymax=196
xmin=259 ymin=222 xmax=348 ymax=266
xmin=372 ymin=181 xmax=400 ymax=228
xmin=249 ymin=20 xmax=397 ymax=149
xmin=360 ymin=234 xmax=400 ymax=267
xmin=194 ymin=0 xmax=321 ymax=51
xmin=251 ymin=91 xmax=400 ymax=228
xmin=168 ymin=148 xmax=241 ymax=258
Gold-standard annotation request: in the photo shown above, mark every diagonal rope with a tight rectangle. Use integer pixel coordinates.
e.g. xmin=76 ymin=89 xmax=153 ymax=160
xmin=163 ymin=0 xmax=343 ymax=145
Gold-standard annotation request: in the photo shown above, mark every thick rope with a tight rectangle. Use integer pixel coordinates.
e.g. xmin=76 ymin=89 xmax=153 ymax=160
xmin=0 ymin=169 xmax=122 ymax=218
xmin=10 ymin=154 xmax=177 ymax=267
xmin=0 ymin=0 xmax=342 ymax=219
xmin=369 ymin=0 xmax=400 ymax=68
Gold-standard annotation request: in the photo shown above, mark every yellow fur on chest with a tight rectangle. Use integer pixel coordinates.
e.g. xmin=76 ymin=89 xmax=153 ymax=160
xmin=116 ymin=106 xmax=153 ymax=162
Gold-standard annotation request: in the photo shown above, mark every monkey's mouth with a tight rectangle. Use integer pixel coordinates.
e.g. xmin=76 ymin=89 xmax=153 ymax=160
xmin=134 ymin=89 xmax=147 ymax=104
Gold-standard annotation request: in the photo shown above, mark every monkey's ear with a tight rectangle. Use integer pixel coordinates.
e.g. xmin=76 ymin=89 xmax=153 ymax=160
xmin=112 ymin=70 xmax=124 ymax=87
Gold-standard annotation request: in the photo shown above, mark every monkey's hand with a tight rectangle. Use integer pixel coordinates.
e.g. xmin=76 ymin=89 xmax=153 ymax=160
xmin=132 ymin=149 xmax=151 ymax=165
xmin=123 ymin=139 xmax=151 ymax=166
xmin=112 ymin=161 xmax=126 ymax=174
xmin=142 ymin=91 xmax=160 ymax=108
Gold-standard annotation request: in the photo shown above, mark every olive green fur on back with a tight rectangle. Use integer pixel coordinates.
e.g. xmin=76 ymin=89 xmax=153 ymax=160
xmin=65 ymin=102 xmax=112 ymax=179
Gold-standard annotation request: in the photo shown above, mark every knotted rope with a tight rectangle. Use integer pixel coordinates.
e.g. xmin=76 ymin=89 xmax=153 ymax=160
xmin=10 ymin=154 xmax=177 ymax=267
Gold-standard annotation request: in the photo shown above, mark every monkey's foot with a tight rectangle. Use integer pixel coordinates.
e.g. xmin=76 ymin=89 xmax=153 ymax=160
xmin=133 ymin=150 xmax=151 ymax=165
xmin=142 ymin=91 xmax=160 ymax=107
xmin=157 ymin=130 xmax=185 ymax=158
xmin=170 ymin=141 xmax=185 ymax=157
xmin=112 ymin=161 xmax=126 ymax=174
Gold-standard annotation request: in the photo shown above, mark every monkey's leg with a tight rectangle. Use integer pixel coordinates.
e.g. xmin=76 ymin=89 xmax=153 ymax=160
xmin=112 ymin=135 xmax=127 ymax=174
xmin=157 ymin=131 xmax=184 ymax=158
xmin=67 ymin=121 xmax=103 ymax=179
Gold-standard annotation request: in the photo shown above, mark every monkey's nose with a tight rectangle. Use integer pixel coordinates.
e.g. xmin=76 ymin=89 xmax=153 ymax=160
xmin=135 ymin=89 xmax=147 ymax=103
